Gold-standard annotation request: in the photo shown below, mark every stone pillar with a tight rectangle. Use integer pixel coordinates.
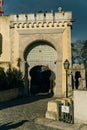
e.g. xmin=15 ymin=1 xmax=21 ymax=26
xmin=45 ymin=100 xmax=59 ymax=120
xmin=28 ymin=72 xmax=31 ymax=96
xmin=54 ymin=60 xmax=62 ymax=97
xmin=23 ymin=62 xmax=29 ymax=96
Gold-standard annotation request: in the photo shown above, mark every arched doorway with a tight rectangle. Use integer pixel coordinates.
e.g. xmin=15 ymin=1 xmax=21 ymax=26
xmin=24 ymin=40 xmax=57 ymax=96
xmin=30 ymin=65 xmax=52 ymax=95
xmin=75 ymin=71 xmax=81 ymax=89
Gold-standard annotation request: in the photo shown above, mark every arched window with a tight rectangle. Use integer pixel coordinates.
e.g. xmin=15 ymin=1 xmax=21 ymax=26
xmin=0 ymin=33 xmax=2 ymax=55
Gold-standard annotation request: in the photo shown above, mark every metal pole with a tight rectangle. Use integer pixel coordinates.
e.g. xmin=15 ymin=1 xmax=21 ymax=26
xmin=66 ymin=69 xmax=68 ymax=98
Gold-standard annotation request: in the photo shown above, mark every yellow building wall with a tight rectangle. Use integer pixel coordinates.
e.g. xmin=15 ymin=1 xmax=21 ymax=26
xmin=0 ymin=16 xmax=11 ymax=70
xmin=62 ymin=26 xmax=72 ymax=96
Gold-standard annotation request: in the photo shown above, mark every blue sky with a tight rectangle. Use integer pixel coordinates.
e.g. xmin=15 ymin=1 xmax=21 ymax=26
xmin=3 ymin=0 xmax=87 ymax=42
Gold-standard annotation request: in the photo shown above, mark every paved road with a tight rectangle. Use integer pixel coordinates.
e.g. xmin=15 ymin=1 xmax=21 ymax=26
xmin=0 ymin=94 xmax=59 ymax=130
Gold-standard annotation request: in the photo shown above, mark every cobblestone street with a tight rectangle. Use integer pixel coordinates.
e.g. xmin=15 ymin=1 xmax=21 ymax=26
xmin=0 ymin=95 xmax=59 ymax=130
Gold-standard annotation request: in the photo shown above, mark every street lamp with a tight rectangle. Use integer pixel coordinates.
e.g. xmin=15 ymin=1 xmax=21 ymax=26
xmin=64 ymin=59 xmax=70 ymax=98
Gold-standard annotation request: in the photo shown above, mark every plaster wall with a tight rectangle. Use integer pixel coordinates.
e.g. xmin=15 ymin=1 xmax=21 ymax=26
xmin=74 ymin=90 xmax=87 ymax=123
xmin=0 ymin=16 xmax=10 ymax=69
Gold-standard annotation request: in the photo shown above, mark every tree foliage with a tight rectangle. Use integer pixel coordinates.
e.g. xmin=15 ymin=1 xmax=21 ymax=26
xmin=71 ymin=40 xmax=83 ymax=64
xmin=0 ymin=67 xmax=8 ymax=90
xmin=81 ymin=40 xmax=87 ymax=66
xmin=0 ymin=67 xmax=24 ymax=91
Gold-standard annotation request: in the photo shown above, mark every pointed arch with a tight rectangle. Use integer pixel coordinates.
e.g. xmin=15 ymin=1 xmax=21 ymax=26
xmin=23 ymin=40 xmax=57 ymax=61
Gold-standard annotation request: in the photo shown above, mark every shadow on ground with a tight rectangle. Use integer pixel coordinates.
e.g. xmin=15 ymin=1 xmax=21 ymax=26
xmin=0 ymin=120 xmax=28 ymax=130
xmin=0 ymin=93 xmax=53 ymax=110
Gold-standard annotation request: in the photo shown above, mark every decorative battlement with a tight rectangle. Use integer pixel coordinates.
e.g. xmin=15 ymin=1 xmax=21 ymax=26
xmin=10 ymin=7 xmax=73 ymax=29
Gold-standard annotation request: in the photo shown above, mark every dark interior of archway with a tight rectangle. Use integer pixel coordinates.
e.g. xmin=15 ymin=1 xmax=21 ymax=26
xmin=75 ymin=71 xmax=81 ymax=89
xmin=30 ymin=65 xmax=51 ymax=95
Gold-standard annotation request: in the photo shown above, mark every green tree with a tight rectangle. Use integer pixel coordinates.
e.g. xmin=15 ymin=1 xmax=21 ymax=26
xmin=71 ymin=40 xmax=83 ymax=64
xmin=81 ymin=40 xmax=87 ymax=67
xmin=0 ymin=64 xmax=24 ymax=91
xmin=81 ymin=40 xmax=87 ymax=87
xmin=0 ymin=67 xmax=8 ymax=90
xmin=6 ymin=67 xmax=24 ymax=89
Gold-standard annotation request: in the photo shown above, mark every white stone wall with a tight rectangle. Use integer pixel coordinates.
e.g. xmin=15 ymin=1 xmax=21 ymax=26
xmin=27 ymin=44 xmax=57 ymax=63
xmin=10 ymin=11 xmax=72 ymax=23
xmin=74 ymin=90 xmax=87 ymax=123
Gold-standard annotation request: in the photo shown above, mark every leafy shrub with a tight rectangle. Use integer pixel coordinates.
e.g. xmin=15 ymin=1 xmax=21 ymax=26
xmin=0 ymin=67 xmax=24 ymax=91
xmin=6 ymin=67 xmax=24 ymax=89
xmin=0 ymin=67 xmax=8 ymax=90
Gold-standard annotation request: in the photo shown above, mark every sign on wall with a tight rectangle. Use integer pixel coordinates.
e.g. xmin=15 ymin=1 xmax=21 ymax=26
xmin=61 ymin=105 xmax=69 ymax=113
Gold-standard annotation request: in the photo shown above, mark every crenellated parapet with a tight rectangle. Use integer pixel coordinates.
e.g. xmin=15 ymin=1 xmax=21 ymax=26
xmin=10 ymin=7 xmax=73 ymax=29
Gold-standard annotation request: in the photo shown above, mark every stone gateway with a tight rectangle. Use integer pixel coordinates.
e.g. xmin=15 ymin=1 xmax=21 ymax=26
xmin=0 ymin=8 xmax=73 ymax=97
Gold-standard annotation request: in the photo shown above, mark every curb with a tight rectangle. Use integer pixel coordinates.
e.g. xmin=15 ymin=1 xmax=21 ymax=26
xmin=35 ymin=117 xmax=81 ymax=130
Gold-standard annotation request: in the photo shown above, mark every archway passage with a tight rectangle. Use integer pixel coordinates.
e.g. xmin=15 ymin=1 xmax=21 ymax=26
xmin=75 ymin=71 xmax=81 ymax=89
xmin=24 ymin=41 xmax=57 ymax=96
xmin=30 ymin=65 xmax=51 ymax=95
